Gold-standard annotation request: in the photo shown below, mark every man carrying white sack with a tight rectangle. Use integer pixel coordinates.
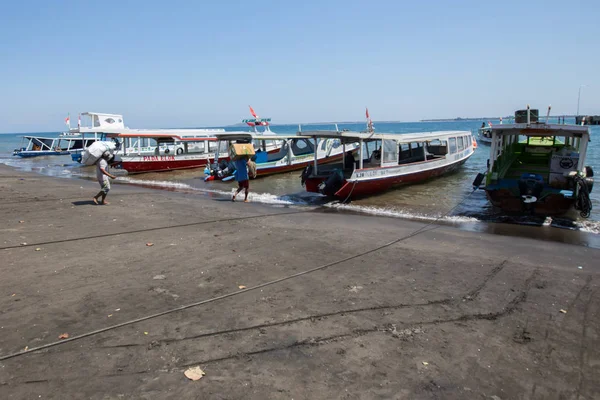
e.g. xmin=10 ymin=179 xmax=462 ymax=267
xmin=93 ymin=152 xmax=117 ymax=205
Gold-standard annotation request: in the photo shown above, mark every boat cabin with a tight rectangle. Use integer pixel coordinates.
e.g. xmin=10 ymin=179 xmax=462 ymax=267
xmin=480 ymin=106 xmax=593 ymax=217
xmin=487 ymin=124 xmax=590 ymax=189
xmin=302 ymin=130 xmax=474 ymax=176
xmin=106 ymin=132 xmax=222 ymax=157
xmin=298 ymin=129 xmax=475 ymax=199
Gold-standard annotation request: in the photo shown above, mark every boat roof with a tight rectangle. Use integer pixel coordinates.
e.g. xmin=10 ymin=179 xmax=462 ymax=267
xmin=212 ymin=132 xmax=301 ymax=140
xmin=97 ymin=128 xmax=230 ymax=138
xmin=296 ymin=130 xmax=472 ymax=143
xmin=22 ymin=136 xmax=59 ymax=141
xmin=81 ymin=112 xmax=123 ymax=118
xmin=491 ymin=123 xmax=590 ymax=138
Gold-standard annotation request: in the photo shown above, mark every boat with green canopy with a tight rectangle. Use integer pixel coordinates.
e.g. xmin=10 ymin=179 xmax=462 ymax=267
xmin=474 ymin=106 xmax=594 ymax=218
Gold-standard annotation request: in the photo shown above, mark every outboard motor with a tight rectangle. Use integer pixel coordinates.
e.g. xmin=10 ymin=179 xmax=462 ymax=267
xmin=300 ymin=165 xmax=313 ymax=187
xmin=472 ymin=173 xmax=485 ymax=189
xmin=585 ymin=166 xmax=594 ymax=193
xmin=518 ymin=173 xmax=544 ymax=204
xmin=318 ymin=169 xmax=344 ymax=197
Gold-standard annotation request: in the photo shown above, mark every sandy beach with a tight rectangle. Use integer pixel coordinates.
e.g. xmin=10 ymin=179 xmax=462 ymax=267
xmin=0 ymin=164 xmax=598 ymax=399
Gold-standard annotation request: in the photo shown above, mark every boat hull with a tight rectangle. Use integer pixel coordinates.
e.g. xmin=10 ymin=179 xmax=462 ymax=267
xmin=119 ymin=155 xmax=227 ymax=173
xmin=14 ymin=151 xmax=70 ymax=158
xmin=305 ymin=154 xmax=471 ymax=200
xmin=484 ymin=189 xmax=575 ymax=216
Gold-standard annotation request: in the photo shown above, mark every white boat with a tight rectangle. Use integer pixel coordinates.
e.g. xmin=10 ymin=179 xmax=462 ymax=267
xmin=478 ymin=124 xmax=493 ymax=145
xmin=13 ymin=132 xmax=99 ymax=158
xmin=70 ymin=108 xmax=280 ymax=165
xmin=205 ymin=129 xmax=360 ymax=181
xmin=104 ymin=131 xmax=228 ymax=173
xmin=298 ymin=109 xmax=475 ymax=200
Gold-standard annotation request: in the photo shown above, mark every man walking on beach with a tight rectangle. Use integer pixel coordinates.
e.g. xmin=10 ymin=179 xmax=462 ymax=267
xmin=232 ymin=157 xmax=250 ymax=202
xmin=93 ymin=152 xmax=116 ymax=205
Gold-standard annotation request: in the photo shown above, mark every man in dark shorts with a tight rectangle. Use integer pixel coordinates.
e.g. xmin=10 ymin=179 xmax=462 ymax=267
xmin=232 ymin=157 xmax=250 ymax=202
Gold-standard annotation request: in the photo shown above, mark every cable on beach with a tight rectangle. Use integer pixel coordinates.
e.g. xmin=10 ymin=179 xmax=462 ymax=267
xmin=0 ymin=209 xmax=311 ymax=251
xmin=0 ymin=189 xmax=477 ymax=362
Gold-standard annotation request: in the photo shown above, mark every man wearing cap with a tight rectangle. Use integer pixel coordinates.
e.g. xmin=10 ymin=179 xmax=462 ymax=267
xmin=93 ymin=152 xmax=117 ymax=205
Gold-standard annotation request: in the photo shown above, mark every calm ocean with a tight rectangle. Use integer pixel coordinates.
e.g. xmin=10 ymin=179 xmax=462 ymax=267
xmin=1 ymin=119 xmax=599 ymax=239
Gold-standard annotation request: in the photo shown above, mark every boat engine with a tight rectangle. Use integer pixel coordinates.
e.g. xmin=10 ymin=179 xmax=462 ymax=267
xmin=300 ymin=165 xmax=313 ymax=187
xmin=584 ymin=166 xmax=594 ymax=193
xmin=570 ymin=167 xmax=594 ymax=218
xmin=518 ymin=173 xmax=544 ymax=204
xmin=472 ymin=173 xmax=485 ymax=189
xmin=318 ymin=169 xmax=344 ymax=197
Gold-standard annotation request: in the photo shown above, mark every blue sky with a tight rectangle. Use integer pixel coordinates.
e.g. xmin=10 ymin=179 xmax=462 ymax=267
xmin=1 ymin=0 xmax=598 ymax=132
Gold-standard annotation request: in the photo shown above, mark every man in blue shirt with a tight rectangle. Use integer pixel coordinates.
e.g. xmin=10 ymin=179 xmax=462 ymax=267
xmin=232 ymin=157 xmax=250 ymax=202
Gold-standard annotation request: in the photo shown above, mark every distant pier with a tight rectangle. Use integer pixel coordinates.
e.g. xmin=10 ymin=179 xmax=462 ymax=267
xmin=575 ymin=115 xmax=600 ymax=125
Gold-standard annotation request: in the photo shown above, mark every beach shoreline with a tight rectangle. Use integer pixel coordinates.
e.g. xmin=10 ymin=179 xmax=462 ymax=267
xmin=0 ymin=164 xmax=598 ymax=399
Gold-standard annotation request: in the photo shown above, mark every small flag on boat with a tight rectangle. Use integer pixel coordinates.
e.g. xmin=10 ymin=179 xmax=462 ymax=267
xmin=366 ymin=107 xmax=370 ymax=119
xmin=65 ymin=115 xmax=70 ymax=126
xmin=78 ymin=114 xmax=81 ymax=128
xmin=488 ymin=121 xmax=492 ymax=127
xmin=249 ymin=105 xmax=257 ymax=118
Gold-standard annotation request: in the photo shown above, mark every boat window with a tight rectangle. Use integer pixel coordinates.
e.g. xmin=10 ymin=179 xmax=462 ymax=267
xmin=458 ymin=136 xmax=464 ymax=151
xmin=291 ymin=139 xmax=315 ymax=156
xmin=187 ymin=141 xmax=205 ymax=154
xmin=426 ymin=139 xmax=447 ymax=156
xmin=320 ymin=139 xmax=328 ymax=151
xmin=208 ymin=141 xmax=218 ymax=153
xmin=409 ymin=142 xmax=423 ymax=156
xmin=449 ymin=137 xmax=457 ymax=154
xmin=332 ymin=139 xmax=341 ymax=149
xmin=382 ymin=139 xmax=398 ymax=163
xmin=398 ymin=143 xmax=409 ymax=160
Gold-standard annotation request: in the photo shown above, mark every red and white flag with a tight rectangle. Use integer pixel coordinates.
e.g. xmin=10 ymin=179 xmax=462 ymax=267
xmin=249 ymin=105 xmax=257 ymax=118
xmin=366 ymin=107 xmax=370 ymax=119
xmin=65 ymin=115 xmax=70 ymax=126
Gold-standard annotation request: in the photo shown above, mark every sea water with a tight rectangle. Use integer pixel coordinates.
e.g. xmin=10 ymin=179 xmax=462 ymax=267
xmin=1 ymin=119 xmax=599 ymax=238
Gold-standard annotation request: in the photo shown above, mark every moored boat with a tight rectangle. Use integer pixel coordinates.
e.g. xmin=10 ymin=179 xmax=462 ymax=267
xmin=13 ymin=132 xmax=99 ymax=158
xmin=478 ymin=122 xmax=493 ymax=145
xmin=205 ymin=131 xmax=360 ymax=181
xmin=299 ymin=129 xmax=475 ymax=200
xmin=474 ymin=106 xmax=594 ymax=218
xmin=106 ymin=131 xmax=227 ymax=173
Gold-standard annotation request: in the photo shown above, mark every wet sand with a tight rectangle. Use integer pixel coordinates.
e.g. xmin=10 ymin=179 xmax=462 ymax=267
xmin=0 ymin=164 xmax=598 ymax=399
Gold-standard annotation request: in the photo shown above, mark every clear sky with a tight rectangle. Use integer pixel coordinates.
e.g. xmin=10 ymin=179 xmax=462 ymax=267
xmin=1 ymin=0 xmax=599 ymax=132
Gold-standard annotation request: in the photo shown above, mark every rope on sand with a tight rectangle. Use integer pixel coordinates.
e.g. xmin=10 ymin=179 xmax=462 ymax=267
xmin=0 ymin=189 xmax=477 ymax=361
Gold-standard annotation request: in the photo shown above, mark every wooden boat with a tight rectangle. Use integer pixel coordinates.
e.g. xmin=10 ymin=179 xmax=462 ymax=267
xmin=13 ymin=132 xmax=99 ymax=158
xmin=299 ymin=128 xmax=475 ymax=200
xmin=70 ymin=109 xmax=281 ymax=171
xmin=105 ymin=131 xmax=228 ymax=173
xmin=205 ymin=131 xmax=360 ymax=181
xmin=474 ymin=106 xmax=594 ymax=218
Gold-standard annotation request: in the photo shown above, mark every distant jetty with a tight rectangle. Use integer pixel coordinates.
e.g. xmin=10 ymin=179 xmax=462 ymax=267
xmin=420 ymin=117 xmax=508 ymax=122
xmin=575 ymin=115 xmax=600 ymax=125
xmin=421 ymin=115 xmax=578 ymax=122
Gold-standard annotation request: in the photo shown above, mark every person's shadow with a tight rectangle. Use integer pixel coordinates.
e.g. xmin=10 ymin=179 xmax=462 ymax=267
xmin=72 ymin=200 xmax=97 ymax=206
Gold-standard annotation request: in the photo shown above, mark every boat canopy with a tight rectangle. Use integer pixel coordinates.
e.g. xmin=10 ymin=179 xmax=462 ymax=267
xmin=296 ymin=130 xmax=471 ymax=144
xmin=491 ymin=123 xmax=590 ymax=139
xmin=212 ymin=132 xmax=307 ymax=141
xmin=105 ymin=131 xmax=222 ymax=140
